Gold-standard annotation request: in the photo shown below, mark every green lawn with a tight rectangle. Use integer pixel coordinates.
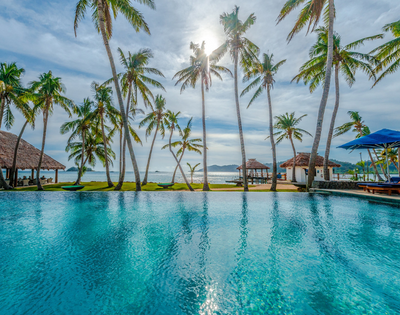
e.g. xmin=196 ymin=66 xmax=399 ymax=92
xmin=4 ymin=182 xmax=297 ymax=192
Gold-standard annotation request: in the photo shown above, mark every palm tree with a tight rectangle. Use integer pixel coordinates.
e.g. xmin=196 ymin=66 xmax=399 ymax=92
xmin=293 ymin=27 xmax=382 ymax=180
xmin=60 ymin=98 xmax=94 ymax=185
xmin=371 ymin=19 xmax=400 ymax=86
xmin=161 ymin=118 xmax=203 ymax=183
xmin=108 ymin=47 xmax=165 ymax=190
xmin=272 ymin=112 xmax=312 ymax=182
xmin=29 ymin=71 xmax=74 ymax=190
xmin=0 ymin=62 xmax=29 ymax=130
xmin=187 ymin=162 xmax=201 ymax=184
xmin=241 ymin=53 xmax=286 ymax=191
xmin=277 ymin=0 xmax=335 ymax=190
xmin=173 ymin=41 xmax=231 ymax=191
xmin=334 ymin=111 xmax=383 ymax=181
xmin=74 ymin=0 xmax=155 ymax=191
xmin=139 ymin=94 xmax=168 ymax=185
xmin=89 ymin=82 xmax=120 ymax=187
xmin=165 ymin=110 xmax=194 ymax=191
xmin=220 ymin=6 xmax=260 ymax=192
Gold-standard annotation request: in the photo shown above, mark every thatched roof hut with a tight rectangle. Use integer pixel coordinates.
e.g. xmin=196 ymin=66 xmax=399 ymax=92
xmin=237 ymin=159 xmax=270 ymax=170
xmin=279 ymin=152 xmax=341 ymax=168
xmin=0 ymin=131 xmax=65 ymax=170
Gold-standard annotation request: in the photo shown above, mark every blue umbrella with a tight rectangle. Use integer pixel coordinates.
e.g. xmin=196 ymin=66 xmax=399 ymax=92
xmin=338 ymin=129 xmax=400 ymax=182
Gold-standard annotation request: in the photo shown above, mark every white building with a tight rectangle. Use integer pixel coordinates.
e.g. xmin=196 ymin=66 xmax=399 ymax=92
xmin=280 ymin=153 xmax=341 ymax=182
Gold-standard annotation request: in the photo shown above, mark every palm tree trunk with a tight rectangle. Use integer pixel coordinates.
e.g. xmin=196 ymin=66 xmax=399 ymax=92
xmin=398 ymin=150 xmax=400 ymax=177
xmin=323 ymin=64 xmax=340 ymax=181
xmin=100 ymin=115 xmax=114 ymax=187
xmin=0 ymin=165 xmax=12 ymax=189
xmin=75 ymin=129 xmax=86 ymax=185
xmin=142 ymin=122 xmax=159 ymax=185
xmin=119 ymin=129 xmax=122 ymax=175
xmin=97 ymin=0 xmax=141 ymax=191
xmin=201 ymin=78 xmax=210 ymax=191
xmin=172 ymin=148 xmax=185 ymax=183
xmin=9 ymin=120 xmax=28 ymax=185
xmin=370 ymin=149 xmax=384 ymax=181
xmin=289 ymin=135 xmax=297 ymax=182
xmin=391 ymin=158 xmax=399 ymax=172
xmin=0 ymin=97 xmax=5 ymax=130
xmin=37 ymin=105 xmax=49 ymax=191
xmin=307 ymin=0 xmax=335 ymax=191
xmin=234 ymin=50 xmax=248 ymax=191
xmin=169 ymin=127 xmax=193 ymax=191
xmin=267 ymin=86 xmax=277 ymax=191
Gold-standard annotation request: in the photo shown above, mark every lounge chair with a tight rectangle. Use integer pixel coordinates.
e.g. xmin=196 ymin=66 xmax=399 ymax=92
xmin=358 ymin=177 xmax=400 ymax=196
xmin=47 ymin=178 xmax=53 ymax=184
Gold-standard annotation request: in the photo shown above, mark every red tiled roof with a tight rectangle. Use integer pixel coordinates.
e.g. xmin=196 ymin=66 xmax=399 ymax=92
xmin=279 ymin=152 xmax=341 ymax=168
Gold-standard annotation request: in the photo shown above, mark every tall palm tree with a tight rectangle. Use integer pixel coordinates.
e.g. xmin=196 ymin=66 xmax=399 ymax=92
xmin=277 ymin=0 xmax=335 ymax=190
xmin=161 ymin=118 xmax=203 ymax=183
xmin=0 ymin=62 xmax=29 ymax=130
xmin=165 ymin=110 xmax=194 ymax=191
xmin=173 ymin=41 xmax=231 ymax=191
xmin=89 ymin=82 xmax=119 ymax=187
xmin=293 ymin=27 xmax=382 ymax=180
xmin=220 ymin=6 xmax=259 ymax=192
xmin=60 ymin=98 xmax=94 ymax=185
xmin=371 ymin=19 xmax=400 ymax=86
xmin=241 ymin=53 xmax=286 ymax=191
xmin=272 ymin=112 xmax=312 ymax=182
xmin=139 ymin=94 xmax=168 ymax=185
xmin=74 ymin=0 xmax=155 ymax=191
xmin=109 ymin=47 xmax=165 ymax=190
xmin=187 ymin=162 xmax=201 ymax=184
xmin=29 ymin=71 xmax=74 ymax=190
xmin=334 ymin=111 xmax=383 ymax=181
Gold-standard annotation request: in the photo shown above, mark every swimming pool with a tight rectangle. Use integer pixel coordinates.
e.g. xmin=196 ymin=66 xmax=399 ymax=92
xmin=1 ymin=192 xmax=399 ymax=314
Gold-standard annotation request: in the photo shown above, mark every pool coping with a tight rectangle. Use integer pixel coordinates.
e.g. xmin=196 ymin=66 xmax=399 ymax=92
xmin=311 ymin=188 xmax=400 ymax=206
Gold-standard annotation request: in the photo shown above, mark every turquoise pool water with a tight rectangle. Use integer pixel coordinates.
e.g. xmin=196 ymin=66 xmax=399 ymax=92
xmin=1 ymin=192 xmax=399 ymax=314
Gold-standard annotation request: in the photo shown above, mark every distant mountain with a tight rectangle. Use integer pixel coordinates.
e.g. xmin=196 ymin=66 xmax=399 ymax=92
xmin=67 ymin=167 xmax=94 ymax=172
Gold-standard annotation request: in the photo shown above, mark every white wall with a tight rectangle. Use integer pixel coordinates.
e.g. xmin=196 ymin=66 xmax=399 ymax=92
xmin=286 ymin=167 xmax=335 ymax=182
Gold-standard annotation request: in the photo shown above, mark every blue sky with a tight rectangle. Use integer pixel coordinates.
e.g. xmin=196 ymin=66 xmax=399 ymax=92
xmin=1 ymin=0 xmax=399 ymax=171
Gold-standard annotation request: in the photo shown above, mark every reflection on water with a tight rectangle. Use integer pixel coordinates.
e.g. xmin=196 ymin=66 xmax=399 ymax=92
xmin=0 ymin=192 xmax=400 ymax=314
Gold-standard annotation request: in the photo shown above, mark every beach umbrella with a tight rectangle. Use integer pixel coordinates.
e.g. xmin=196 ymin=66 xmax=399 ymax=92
xmin=338 ymin=129 xmax=400 ymax=182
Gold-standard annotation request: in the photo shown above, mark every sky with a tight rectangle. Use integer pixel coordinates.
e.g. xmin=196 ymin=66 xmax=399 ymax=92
xmin=1 ymin=0 xmax=399 ymax=172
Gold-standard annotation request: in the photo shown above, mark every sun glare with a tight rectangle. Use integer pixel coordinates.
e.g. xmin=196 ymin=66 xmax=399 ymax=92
xmin=203 ymin=37 xmax=219 ymax=56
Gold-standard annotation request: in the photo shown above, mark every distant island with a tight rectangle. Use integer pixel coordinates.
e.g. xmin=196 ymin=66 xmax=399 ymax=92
xmin=66 ymin=167 xmax=94 ymax=172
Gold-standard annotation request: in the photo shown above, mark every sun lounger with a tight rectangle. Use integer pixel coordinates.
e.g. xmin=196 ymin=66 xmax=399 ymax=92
xmin=359 ymin=182 xmax=400 ymax=196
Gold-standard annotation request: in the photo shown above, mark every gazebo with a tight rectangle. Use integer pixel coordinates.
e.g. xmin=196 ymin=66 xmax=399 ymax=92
xmin=0 ymin=131 xmax=65 ymax=186
xmin=237 ymin=159 xmax=270 ymax=183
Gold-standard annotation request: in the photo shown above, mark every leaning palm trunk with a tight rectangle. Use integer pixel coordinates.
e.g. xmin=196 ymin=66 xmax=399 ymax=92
xmin=307 ymin=0 xmax=335 ymax=191
xmin=201 ymin=79 xmax=210 ymax=191
xmin=172 ymin=148 xmax=185 ymax=183
xmin=0 ymin=97 xmax=5 ymax=129
xmin=234 ymin=51 xmax=248 ymax=191
xmin=0 ymin=165 xmax=12 ymax=189
xmin=323 ymin=64 xmax=340 ymax=181
xmin=37 ymin=106 xmax=49 ymax=191
xmin=100 ymin=115 xmax=114 ymax=187
xmin=370 ymin=149 xmax=384 ymax=181
xmin=97 ymin=0 xmax=141 ymax=191
xmin=391 ymin=158 xmax=399 ymax=172
xmin=75 ymin=129 xmax=86 ymax=185
xmin=267 ymin=86 xmax=277 ymax=191
xmin=169 ymin=128 xmax=194 ymax=191
xmin=289 ymin=135 xmax=297 ymax=182
xmin=9 ymin=120 xmax=29 ymax=185
xmin=142 ymin=122 xmax=159 ymax=185
xmin=398 ymin=150 xmax=400 ymax=176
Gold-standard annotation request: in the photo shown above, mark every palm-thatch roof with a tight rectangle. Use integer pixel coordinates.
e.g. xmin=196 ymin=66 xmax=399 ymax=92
xmin=280 ymin=152 xmax=341 ymax=168
xmin=0 ymin=131 xmax=65 ymax=170
xmin=237 ymin=159 xmax=270 ymax=170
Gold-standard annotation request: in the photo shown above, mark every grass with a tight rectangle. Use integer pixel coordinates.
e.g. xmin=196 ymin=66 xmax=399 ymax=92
xmin=4 ymin=182 xmax=298 ymax=192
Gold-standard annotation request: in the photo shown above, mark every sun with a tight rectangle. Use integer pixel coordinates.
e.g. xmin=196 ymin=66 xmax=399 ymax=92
xmin=203 ymin=36 xmax=219 ymax=56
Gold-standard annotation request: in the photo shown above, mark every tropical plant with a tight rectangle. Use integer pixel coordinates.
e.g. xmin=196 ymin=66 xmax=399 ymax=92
xmin=173 ymin=41 xmax=231 ymax=190
xmin=0 ymin=62 xmax=29 ymax=130
xmin=272 ymin=112 xmax=312 ymax=182
xmin=187 ymin=162 xmax=201 ymax=184
xmin=161 ymin=118 xmax=203 ymax=183
xmin=292 ymin=27 xmax=382 ymax=180
xmin=371 ymin=19 xmax=400 ymax=86
xmin=165 ymin=110 xmax=194 ymax=191
xmin=219 ymin=5 xmax=260 ymax=192
xmin=60 ymin=98 xmax=94 ymax=185
xmin=29 ymin=71 xmax=74 ymax=190
xmin=89 ymin=82 xmax=120 ymax=187
xmin=74 ymin=0 xmax=155 ymax=191
xmin=241 ymin=53 xmax=286 ymax=191
xmin=277 ymin=0 xmax=335 ymax=190
xmin=139 ymin=94 xmax=168 ymax=185
xmin=334 ymin=111 xmax=383 ymax=181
